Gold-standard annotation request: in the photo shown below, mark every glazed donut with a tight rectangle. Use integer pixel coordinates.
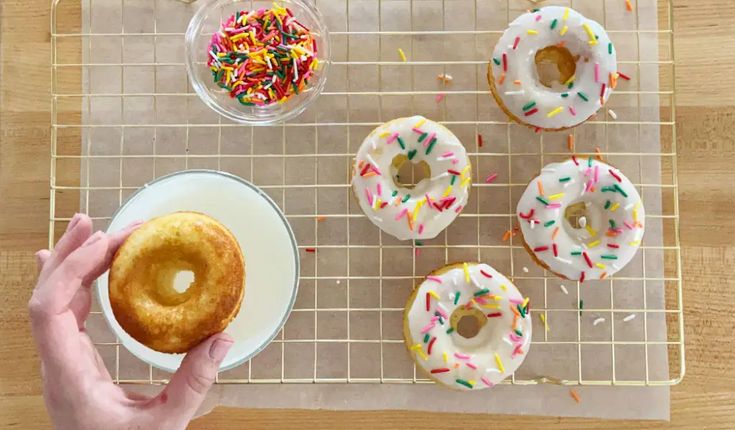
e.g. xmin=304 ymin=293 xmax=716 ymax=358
xmin=403 ymin=262 xmax=532 ymax=390
xmin=109 ymin=212 xmax=245 ymax=353
xmin=351 ymin=115 xmax=471 ymax=241
xmin=516 ymin=157 xmax=645 ymax=282
xmin=488 ymin=6 xmax=617 ymax=130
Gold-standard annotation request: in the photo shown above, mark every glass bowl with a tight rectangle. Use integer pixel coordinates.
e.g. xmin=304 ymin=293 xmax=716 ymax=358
xmin=185 ymin=0 xmax=330 ymax=125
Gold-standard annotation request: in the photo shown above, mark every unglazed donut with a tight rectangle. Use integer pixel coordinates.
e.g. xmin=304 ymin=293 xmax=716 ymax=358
xmin=516 ymin=157 xmax=645 ymax=282
xmin=488 ymin=6 xmax=617 ymax=130
xmin=403 ymin=263 xmax=532 ymax=390
xmin=109 ymin=212 xmax=245 ymax=353
xmin=351 ymin=115 xmax=471 ymax=241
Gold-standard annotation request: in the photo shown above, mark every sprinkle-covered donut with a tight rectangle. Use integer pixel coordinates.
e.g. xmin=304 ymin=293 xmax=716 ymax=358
xmin=516 ymin=157 xmax=645 ymax=282
xmin=403 ymin=263 xmax=532 ymax=390
xmin=351 ymin=116 xmax=471 ymax=241
xmin=488 ymin=6 xmax=617 ymax=130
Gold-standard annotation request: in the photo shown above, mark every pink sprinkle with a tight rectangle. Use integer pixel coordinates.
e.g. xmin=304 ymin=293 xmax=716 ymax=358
xmin=418 ymin=224 xmax=425 ymax=234
xmin=624 ymin=221 xmax=635 ymax=230
xmin=466 ymin=362 xmax=478 ymax=370
xmin=395 ymin=208 xmax=408 ymax=220
xmin=508 ymin=298 xmax=523 ymax=305
xmin=481 ymin=376 xmax=494 ymax=387
xmin=454 ymin=352 xmax=470 ymax=360
xmin=430 ymin=316 xmax=439 ymax=323
xmin=594 ymin=165 xmax=600 ymax=183
xmin=546 ymin=203 xmax=561 ymax=209
xmin=435 ymin=93 xmax=445 ymax=103
xmin=513 ymin=36 xmax=520 ymax=50
xmin=512 ymin=344 xmax=524 ymax=357
xmin=595 ymin=63 xmax=600 ymax=83
xmin=436 ymin=307 xmax=449 ymax=319
xmin=452 ymin=159 xmax=459 ymax=164
xmin=371 ymin=165 xmax=382 ymax=176
xmin=584 ymin=167 xmax=592 ymax=177
xmin=386 ymin=132 xmax=399 ymax=144
xmin=364 ymin=188 xmax=373 ymax=206
xmin=454 ymin=205 xmax=463 ymax=213
xmin=420 ymin=322 xmax=435 ymax=334
xmin=424 ymin=132 xmax=436 ymax=148
xmin=441 ymin=151 xmax=454 ymax=158
xmin=412 ymin=127 xmax=424 ymax=134
xmin=377 ymin=183 xmax=382 ymax=196
xmin=485 ymin=173 xmax=498 ymax=184
xmin=585 ymin=180 xmax=594 ymax=192
xmin=427 ymin=276 xmax=443 ymax=283
xmin=569 ymin=106 xmax=577 ymax=116
xmin=535 ymin=14 xmax=542 ymax=22
xmin=475 ymin=296 xmax=489 ymax=305
xmin=509 ymin=333 xmax=522 ymax=342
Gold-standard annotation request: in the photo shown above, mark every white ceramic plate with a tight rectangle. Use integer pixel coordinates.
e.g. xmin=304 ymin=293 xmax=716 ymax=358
xmin=96 ymin=170 xmax=299 ymax=373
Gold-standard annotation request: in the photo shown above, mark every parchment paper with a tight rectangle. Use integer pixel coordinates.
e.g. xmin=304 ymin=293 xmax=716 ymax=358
xmin=78 ymin=0 xmax=671 ymax=420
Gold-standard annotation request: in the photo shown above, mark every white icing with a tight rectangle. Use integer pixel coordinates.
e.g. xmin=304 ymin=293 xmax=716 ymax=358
xmin=406 ymin=263 xmax=532 ymax=390
xmin=517 ymin=158 xmax=645 ymax=282
xmin=490 ymin=6 xmax=617 ymax=129
xmin=351 ymin=116 xmax=471 ymax=240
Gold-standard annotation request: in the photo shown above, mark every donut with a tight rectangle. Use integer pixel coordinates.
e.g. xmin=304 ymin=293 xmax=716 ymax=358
xmin=351 ymin=116 xmax=471 ymax=240
xmin=516 ymin=157 xmax=645 ymax=282
xmin=109 ymin=212 xmax=245 ymax=353
xmin=488 ymin=6 xmax=617 ymax=130
xmin=403 ymin=262 xmax=532 ymax=390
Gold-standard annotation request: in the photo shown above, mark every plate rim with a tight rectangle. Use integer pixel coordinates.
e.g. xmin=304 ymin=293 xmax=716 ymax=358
xmin=95 ymin=169 xmax=300 ymax=373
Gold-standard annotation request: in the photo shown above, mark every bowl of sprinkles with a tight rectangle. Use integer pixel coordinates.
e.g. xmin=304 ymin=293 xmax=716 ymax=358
xmin=185 ymin=0 xmax=329 ymax=124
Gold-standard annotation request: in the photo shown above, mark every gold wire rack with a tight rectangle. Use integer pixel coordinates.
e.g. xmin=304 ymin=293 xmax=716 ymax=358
xmin=50 ymin=0 xmax=684 ymax=387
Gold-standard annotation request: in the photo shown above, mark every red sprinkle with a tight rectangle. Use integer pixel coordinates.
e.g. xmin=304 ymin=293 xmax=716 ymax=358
xmin=480 ymin=269 xmax=493 ymax=278
xmin=617 ymin=71 xmax=631 ymax=80
xmin=305 ymin=248 xmax=316 ymax=253
xmin=477 ymin=134 xmax=484 ymax=147
xmin=431 ymin=368 xmax=450 ymax=374
xmin=609 ymin=169 xmax=622 ymax=182
xmin=448 ymin=169 xmax=461 ymax=175
xmin=485 ymin=173 xmax=498 ymax=184
xmin=533 ymin=246 xmax=549 ymax=252
xmin=425 ymin=292 xmax=431 ymax=311
xmin=600 ymin=83 xmax=607 ymax=98
xmin=487 ymin=312 xmax=502 ymax=318
xmin=524 ymin=108 xmax=539 ymax=116
xmin=519 ymin=208 xmax=535 ymax=219
xmin=572 ymin=155 xmax=579 ymax=165
xmin=427 ymin=337 xmax=437 ymax=354
xmin=513 ymin=36 xmax=520 ymax=50
xmin=607 ymin=243 xmax=620 ymax=249
xmin=579 ymin=271 xmax=586 ymax=283
xmin=582 ymin=251 xmax=593 ymax=268
xmin=553 ymin=243 xmax=558 ymax=257
xmin=502 ymin=53 xmax=508 ymax=72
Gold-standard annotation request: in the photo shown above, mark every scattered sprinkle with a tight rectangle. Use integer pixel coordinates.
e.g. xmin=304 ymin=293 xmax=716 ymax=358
xmin=435 ymin=93 xmax=445 ymax=103
xmin=485 ymin=172 xmax=498 ymax=184
xmin=570 ymin=389 xmax=581 ymax=403
xmin=522 ymin=266 xmax=529 ymax=273
xmin=560 ymin=284 xmax=568 ymax=295
xmin=305 ymin=248 xmax=316 ymax=253
xmin=437 ymin=73 xmax=453 ymax=84
xmin=608 ymin=109 xmax=617 ymax=120
xmin=539 ymin=314 xmax=550 ymax=332
xmin=567 ymin=134 xmax=575 ymax=152
xmin=593 ymin=317 xmax=606 ymax=326
xmin=623 ymin=313 xmax=637 ymax=322
xmin=316 ymin=215 xmax=327 ymax=222
xmin=398 ymin=48 xmax=407 ymax=62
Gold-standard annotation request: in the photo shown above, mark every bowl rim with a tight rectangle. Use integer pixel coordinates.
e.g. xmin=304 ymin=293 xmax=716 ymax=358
xmin=184 ymin=0 xmax=331 ymax=125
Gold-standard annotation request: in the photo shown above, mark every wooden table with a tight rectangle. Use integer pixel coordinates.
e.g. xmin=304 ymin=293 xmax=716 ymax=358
xmin=2 ymin=0 xmax=734 ymax=428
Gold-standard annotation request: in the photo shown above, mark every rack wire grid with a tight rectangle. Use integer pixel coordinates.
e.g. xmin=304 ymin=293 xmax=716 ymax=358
xmin=50 ymin=0 xmax=684 ymax=387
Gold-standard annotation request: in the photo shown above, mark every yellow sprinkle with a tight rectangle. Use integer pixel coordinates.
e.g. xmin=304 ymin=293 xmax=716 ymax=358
xmin=411 ymin=343 xmax=428 ymax=360
xmin=522 ymin=297 xmax=530 ymax=308
xmin=583 ymin=23 xmax=598 ymax=45
xmin=460 ymin=177 xmax=471 ymax=188
xmin=633 ymin=202 xmax=640 ymax=222
xmin=629 ymin=240 xmax=641 ymax=246
xmin=563 ymin=75 xmax=575 ymax=85
xmin=461 ymin=165 xmax=471 ymax=177
xmin=443 ymin=352 xmax=448 ymax=363
xmin=373 ymin=198 xmax=381 ymax=210
xmin=442 ymin=185 xmax=453 ymax=197
xmin=463 ymin=263 xmax=470 ymax=283
xmin=585 ymin=225 xmax=598 ymax=237
xmin=429 ymin=290 xmax=440 ymax=300
xmin=549 ymin=193 xmax=565 ymax=200
xmin=539 ymin=314 xmax=550 ymax=332
xmin=596 ymin=263 xmax=607 ymax=270
xmin=547 ymin=106 xmax=564 ymax=118
xmin=560 ymin=25 xmax=569 ymax=36
xmin=481 ymin=303 xmax=501 ymax=309
xmin=495 ymin=353 xmax=505 ymax=373
xmin=410 ymin=343 xmax=422 ymax=350
xmin=398 ymin=48 xmax=407 ymax=62
xmin=587 ymin=240 xmax=601 ymax=248
xmin=563 ymin=7 xmax=570 ymax=20
xmin=379 ymin=131 xmax=390 ymax=138
xmin=414 ymin=118 xmax=426 ymax=128
xmin=527 ymin=29 xmax=538 ymax=35
xmin=412 ymin=199 xmax=425 ymax=221
xmin=469 ymin=379 xmax=476 ymax=385
xmin=610 ymin=202 xmax=620 ymax=212
xmin=418 ymin=350 xmax=428 ymax=361
xmin=500 ymin=284 xmax=507 ymax=291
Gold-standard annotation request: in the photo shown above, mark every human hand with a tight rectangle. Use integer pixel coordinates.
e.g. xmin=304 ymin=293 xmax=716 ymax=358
xmin=29 ymin=214 xmax=233 ymax=430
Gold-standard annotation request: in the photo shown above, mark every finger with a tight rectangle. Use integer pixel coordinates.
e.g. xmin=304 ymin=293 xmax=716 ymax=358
xmin=155 ymin=333 xmax=233 ymax=420
xmin=82 ymin=220 xmax=143 ymax=286
xmin=37 ymin=214 xmax=93 ymax=285
xmin=68 ymin=287 xmax=92 ymax=329
xmin=35 ymin=250 xmax=51 ymax=272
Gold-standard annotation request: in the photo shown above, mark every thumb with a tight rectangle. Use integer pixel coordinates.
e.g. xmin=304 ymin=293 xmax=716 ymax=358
xmin=156 ymin=333 xmax=233 ymax=420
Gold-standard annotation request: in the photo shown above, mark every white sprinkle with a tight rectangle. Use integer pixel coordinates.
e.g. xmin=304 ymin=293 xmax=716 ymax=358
xmin=336 ymin=280 xmax=341 ymax=285
xmin=522 ymin=266 xmax=529 ymax=273
xmin=502 ymin=337 xmax=513 ymax=346
xmin=560 ymin=284 xmax=569 ymax=295
xmin=504 ymin=90 xmax=525 ymax=96
xmin=608 ymin=109 xmax=617 ymax=120
xmin=593 ymin=317 xmax=606 ymax=326
xmin=556 ymin=257 xmax=573 ymax=265
xmin=579 ymin=216 xmax=587 ymax=228
xmin=437 ymin=73 xmax=454 ymax=83
xmin=623 ymin=313 xmax=636 ymax=322
xmin=625 ymin=203 xmax=635 ymax=211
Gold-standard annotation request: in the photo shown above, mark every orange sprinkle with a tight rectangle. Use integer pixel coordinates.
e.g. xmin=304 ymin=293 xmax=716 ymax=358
xmin=407 ymin=216 xmax=414 ymax=231
xmin=316 ymin=215 xmax=327 ymax=222
xmin=567 ymin=134 xmax=575 ymax=152
xmin=609 ymin=72 xmax=618 ymax=89
xmin=502 ymin=230 xmax=512 ymax=241
xmin=570 ymin=389 xmax=581 ymax=403
xmin=510 ymin=305 xmax=520 ymax=317
xmin=557 ymin=40 xmax=566 ymax=48
xmin=625 ymin=0 xmax=633 ymax=12
xmin=512 ymin=314 xmax=518 ymax=329
xmin=595 ymin=147 xmax=604 ymax=161
xmin=599 ymin=271 xmax=608 ymax=280
xmin=552 ymin=226 xmax=560 ymax=240
xmin=513 ymin=79 xmax=522 ymax=86
xmin=537 ymin=180 xmax=545 ymax=196
xmin=454 ymin=363 xmax=460 ymax=369
xmin=363 ymin=171 xmax=377 ymax=177
xmin=498 ymin=72 xmax=506 ymax=85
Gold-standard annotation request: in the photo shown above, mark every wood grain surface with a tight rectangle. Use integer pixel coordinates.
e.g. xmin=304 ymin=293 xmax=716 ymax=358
xmin=1 ymin=0 xmax=734 ymax=428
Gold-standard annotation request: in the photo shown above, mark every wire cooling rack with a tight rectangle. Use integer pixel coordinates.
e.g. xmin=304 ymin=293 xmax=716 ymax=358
xmin=50 ymin=0 xmax=684 ymax=387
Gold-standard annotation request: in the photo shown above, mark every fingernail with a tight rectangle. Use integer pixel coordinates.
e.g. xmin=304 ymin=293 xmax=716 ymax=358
xmin=209 ymin=336 xmax=233 ymax=362
xmin=82 ymin=231 xmax=103 ymax=247
xmin=66 ymin=213 xmax=82 ymax=233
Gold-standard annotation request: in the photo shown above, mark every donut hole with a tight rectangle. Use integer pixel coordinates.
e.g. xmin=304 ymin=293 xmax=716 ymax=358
xmin=391 ymin=154 xmax=431 ymax=190
xmin=173 ymin=270 xmax=195 ymax=293
xmin=535 ymin=45 xmax=576 ymax=89
xmin=564 ymin=201 xmax=589 ymax=229
xmin=450 ymin=307 xmax=487 ymax=339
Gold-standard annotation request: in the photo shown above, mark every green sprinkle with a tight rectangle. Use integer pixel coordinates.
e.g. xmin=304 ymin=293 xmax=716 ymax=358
xmin=567 ymin=82 xmax=575 ymax=89
xmin=402 ymin=194 xmax=411 ymax=203
xmin=415 ymin=240 xmax=424 ymax=246
xmin=418 ymin=132 xmax=428 ymax=143
xmin=407 ymin=149 xmax=417 ymax=160
xmin=544 ymin=220 xmax=556 ymax=227
xmin=571 ymin=251 xmax=582 ymax=256
xmin=450 ymin=175 xmax=457 ymax=185
xmin=578 ymin=92 xmax=589 ymax=102
xmin=454 ymin=291 xmax=460 ymax=305
xmin=473 ymin=288 xmax=490 ymax=297
xmin=588 ymin=157 xmax=593 ymax=167
xmin=522 ymin=101 xmax=537 ymax=111
xmin=291 ymin=82 xmax=299 ymax=94
xmin=423 ymin=333 xmax=430 ymax=343
xmin=609 ymin=219 xmax=616 ymax=229
xmin=561 ymin=93 xmax=569 ymax=98
xmin=551 ymin=18 xmax=558 ymax=29
xmin=493 ymin=57 xmax=501 ymax=66
xmin=517 ymin=304 xmax=526 ymax=318
xmin=531 ymin=8 xmax=540 ymax=12
xmin=608 ymin=42 xmax=613 ymax=54
xmin=613 ymin=183 xmax=629 ymax=197
xmin=536 ymin=196 xmax=550 ymax=206
xmin=604 ymin=200 xmax=612 ymax=209
xmin=391 ymin=190 xmax=398 ymax=197
xmin=579 ymin=300 xmax=584 ymax=316
xmin=601 ymin=186 xmax=616 ymax=193
xmin=559 ymin=176 xmax=571 ymax=182
xmin=425 ymin=138 xmax=438 ymax=155
xmin=601 ymin=254 xmax=618 ymax=260
xmin=446 ymin=327 xmax=455 ymax=334
xmin=514 ymin=328 xmax=523 ymax=337
xmin=456 ymin=379 xmax=474 ymax=389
